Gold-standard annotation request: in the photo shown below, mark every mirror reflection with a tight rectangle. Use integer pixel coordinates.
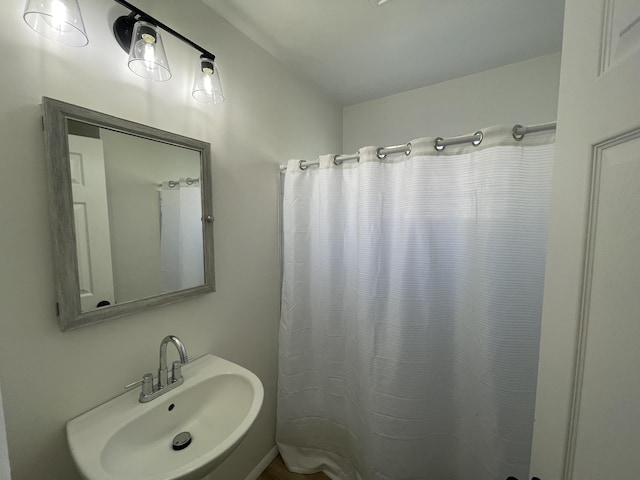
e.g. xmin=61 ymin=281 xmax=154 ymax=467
xmin=67 ymin=120 xmax=204 ymax=312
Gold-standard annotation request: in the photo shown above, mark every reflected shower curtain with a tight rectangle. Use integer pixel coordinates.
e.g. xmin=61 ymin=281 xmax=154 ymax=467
xmin=159 ymin=179 xmax=204 ymax=292
xmin=277 ymin=126 xmax=554 ymax=480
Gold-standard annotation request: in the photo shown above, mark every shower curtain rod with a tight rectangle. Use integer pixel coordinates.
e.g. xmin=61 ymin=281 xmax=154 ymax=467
xmin=157 ymin=177 xmax=200 ymax=187
xmin=279 ymin=121 xmax=556 ymax=172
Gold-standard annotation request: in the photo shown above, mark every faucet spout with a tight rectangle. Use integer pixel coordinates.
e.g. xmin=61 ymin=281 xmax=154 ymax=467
xmin=158 ymin=335 xmax=189 ymax=388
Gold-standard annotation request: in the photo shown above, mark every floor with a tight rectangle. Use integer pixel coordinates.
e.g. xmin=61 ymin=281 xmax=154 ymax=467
xmin=258 ymin=455 xmax=330 ymax=480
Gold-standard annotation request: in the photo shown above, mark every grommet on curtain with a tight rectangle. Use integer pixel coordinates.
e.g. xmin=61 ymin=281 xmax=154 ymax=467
xmin=333 ymin=154 xmax=343 ymax=166
xmin=472 ymin=131 xmax=483 ymax=146
xmin=434 ymin=137 xmax=445 ymax=151
xmin=512 ymin=124 xmax=525 ymax=141
xmin=377 ymin=143 xmax=412 ymax=159
xmin=298 ymin=159 xmax=308 ymax=170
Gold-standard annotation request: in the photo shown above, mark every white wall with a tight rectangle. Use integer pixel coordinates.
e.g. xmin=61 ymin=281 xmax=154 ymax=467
xmin=343 ymin=53 xmax=561 ymax=153
xmin=0 ymin=1 xmax=341 ymax=479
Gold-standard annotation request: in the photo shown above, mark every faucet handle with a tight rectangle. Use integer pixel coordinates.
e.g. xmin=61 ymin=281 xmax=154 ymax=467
xmin=171 ymin=361 xmax=183 ymax=383
xmin=124 ymin=372 xmax=154 ymax=392
xmin=141 ymin=373 xmax=153 ymax=396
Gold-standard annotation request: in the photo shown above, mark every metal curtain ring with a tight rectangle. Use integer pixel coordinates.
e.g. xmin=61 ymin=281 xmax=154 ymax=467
xmin=333 ymin=154 xmax=342 ymax=166
xmin=376 ymin=147 xmax=386 ymax=159
xmin=186 ymin=177 xmax=194 ymax=185
xmin=512 ymin=124 xmax=525 ymax=141
xmin=405 ymin=142 xmax=412 ymax=155
xmin=433 ymin=137 xmax=445 ymax=151
xmin=168 ymin=180 xmax=177 ymax=188
xmin=298 ymin=159 xmax=308 ymax=170
xmin=472 ymin=131 xmax=483 ymax=146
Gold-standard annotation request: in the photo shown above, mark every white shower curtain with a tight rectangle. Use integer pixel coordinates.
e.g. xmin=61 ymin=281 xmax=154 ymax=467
xmin=278 ymin=126 xmax=554 ymax=480
xmin=160 ymin=179 xmax=204 ymax=292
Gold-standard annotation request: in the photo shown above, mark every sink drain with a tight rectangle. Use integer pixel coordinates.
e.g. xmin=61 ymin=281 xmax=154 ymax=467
xmin=172 ymin=432 xmax=192 ymax=451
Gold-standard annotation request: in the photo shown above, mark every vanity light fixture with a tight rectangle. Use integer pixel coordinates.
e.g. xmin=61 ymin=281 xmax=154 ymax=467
xmin=23 ymin=0 xmax=89 ymax=47
xmin=23 ymin=0 xmax=224 ymax=103
xmin=112 ymin=0 xmax=224 ymax=102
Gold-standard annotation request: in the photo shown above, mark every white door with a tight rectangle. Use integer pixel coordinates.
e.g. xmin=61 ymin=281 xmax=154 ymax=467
xmin=68 ymin=134 xmax=116 ymax=311
xmin=530 ymin=0 xmax=640 ymax=479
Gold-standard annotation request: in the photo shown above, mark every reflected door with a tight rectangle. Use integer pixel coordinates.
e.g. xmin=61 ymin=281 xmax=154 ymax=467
xmin=69 ymin=135 xmax=115 ymax=311
xmin=530 ymin=0 xmax=640 ymax=478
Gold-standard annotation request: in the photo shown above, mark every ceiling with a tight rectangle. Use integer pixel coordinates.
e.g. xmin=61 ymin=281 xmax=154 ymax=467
xmin=202 ymin=0 xmax=565 ymax=106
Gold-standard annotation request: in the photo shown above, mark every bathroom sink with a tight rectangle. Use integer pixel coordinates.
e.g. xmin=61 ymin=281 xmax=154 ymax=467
xmin=67 ymin=354 xmax=264 ymax=480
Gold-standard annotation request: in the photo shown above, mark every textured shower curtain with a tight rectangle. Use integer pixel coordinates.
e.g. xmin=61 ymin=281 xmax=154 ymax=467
xmin=277 ymin=126 xmax=554 ymax=480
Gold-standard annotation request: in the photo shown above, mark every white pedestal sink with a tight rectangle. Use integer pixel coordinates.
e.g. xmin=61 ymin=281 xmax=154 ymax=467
xmin=67 ymin=354 xmax=264 ymax=480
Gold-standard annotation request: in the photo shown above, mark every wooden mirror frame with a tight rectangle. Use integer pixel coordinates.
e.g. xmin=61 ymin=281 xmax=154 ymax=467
xmin=42 ymin=97 xmax=215 ymax=331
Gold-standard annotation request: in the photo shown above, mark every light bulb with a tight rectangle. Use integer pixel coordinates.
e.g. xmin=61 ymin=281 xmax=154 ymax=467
xmin=142 ymin=40 xmax=157 ymax=72
xmin=48 ymin=0 xmax=68 ymax=32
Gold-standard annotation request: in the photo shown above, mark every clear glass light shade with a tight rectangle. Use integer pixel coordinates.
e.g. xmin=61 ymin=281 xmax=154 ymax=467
xmin=192 ymin=58 xmax=224 ymax=104
xmin=128 ymin=21 xmax=171 ymax=82
xmin=23 ymin=0 xmax=88 ymax=47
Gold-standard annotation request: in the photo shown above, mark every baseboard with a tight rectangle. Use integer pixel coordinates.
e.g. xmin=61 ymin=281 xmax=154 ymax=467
xmin=244 ymin=445 xmax=279 ymax=480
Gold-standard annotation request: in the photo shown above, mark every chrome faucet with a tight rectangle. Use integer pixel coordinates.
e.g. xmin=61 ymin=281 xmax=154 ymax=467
xmin=158 ymin=335 xmax=189 ymax=388
xmin=126 ymin=335 xmax=190 ymax=403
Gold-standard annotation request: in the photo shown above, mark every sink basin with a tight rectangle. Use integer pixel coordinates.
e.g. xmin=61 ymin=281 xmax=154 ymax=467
xmin=67 ymin=354 xmax=264 ymax=480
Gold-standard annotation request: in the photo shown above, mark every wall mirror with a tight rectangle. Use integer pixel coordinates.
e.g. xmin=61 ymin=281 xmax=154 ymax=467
xmin=42 ymin=97 xmax=215 ymax=331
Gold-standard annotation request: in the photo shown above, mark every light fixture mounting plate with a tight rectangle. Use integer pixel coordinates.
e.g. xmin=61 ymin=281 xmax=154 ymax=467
xmin=113 ymin=14 xmax=137 ymax=53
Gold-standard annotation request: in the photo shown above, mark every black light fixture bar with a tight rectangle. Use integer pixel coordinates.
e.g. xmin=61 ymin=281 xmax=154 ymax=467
xmin=113 ymin=0 xmax=215 ymax=60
